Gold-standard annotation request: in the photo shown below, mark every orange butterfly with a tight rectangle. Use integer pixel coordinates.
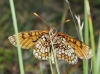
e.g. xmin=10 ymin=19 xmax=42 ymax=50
xmin=8 ymin=27 xmax=92 ymax=64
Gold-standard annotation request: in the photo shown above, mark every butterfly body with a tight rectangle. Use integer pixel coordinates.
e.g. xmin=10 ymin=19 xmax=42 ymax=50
xmin=8 ymin=27 xmax=92 ymax=64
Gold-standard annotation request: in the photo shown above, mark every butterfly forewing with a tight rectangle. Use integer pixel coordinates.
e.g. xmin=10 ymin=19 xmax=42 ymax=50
xmin=8 ymin=30 xmax=48 ymax=49
xmin=58 ymin=32 xmax=92 ymax=59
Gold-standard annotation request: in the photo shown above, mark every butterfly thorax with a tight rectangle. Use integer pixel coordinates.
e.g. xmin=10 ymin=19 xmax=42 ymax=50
xmin=49 ymin=27 xmax=57 ymax=40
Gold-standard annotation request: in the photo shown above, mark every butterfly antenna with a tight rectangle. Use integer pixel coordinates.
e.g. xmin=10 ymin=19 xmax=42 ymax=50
xmin=34 ymin=13 xmax=50 ymax=28
xmin=65 ymin=0 xmax=81 ymax=40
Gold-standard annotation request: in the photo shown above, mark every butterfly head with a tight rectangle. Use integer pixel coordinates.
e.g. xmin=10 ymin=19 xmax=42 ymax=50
xmin=49 ymin=27 xmax=57 ymax=38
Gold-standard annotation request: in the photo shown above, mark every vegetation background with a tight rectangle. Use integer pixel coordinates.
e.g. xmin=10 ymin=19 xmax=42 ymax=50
xmin=0 ymin=0 xmax=100 ymax=74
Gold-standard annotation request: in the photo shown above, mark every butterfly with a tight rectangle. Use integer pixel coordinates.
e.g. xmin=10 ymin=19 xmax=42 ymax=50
xmin=8 ymin=27 xmax=92 ymax=64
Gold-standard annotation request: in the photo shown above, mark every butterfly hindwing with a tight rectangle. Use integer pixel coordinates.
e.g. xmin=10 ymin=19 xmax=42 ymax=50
xmin=33 ymin=34 xmax=56 ymax=63
xmin=33 ymin=34 xmax=50 ymax=60
xmin=54 ymin=36 xmax=78 ymax=64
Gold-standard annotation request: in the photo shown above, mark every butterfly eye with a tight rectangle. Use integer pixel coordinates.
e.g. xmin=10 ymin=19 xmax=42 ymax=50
xmin=52 ymin=28 xmax=56 ymax=34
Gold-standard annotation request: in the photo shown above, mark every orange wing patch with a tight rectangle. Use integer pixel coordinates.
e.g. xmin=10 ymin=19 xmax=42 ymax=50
xmin=8 ymin=30 xmax=48 ymax=49
xmin=58 ymin=32 xmax=92 ymax=59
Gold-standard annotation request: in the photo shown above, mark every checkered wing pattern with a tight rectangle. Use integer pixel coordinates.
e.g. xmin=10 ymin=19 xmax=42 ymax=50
xmin=33 ymin=34 xmax=78 ymax=64
xmin=33 ymin=34 xmax=50 ymax=60
xmin=54 ymin=36 xmax=78 ymax=64
xmin=58 ymin=32 xmax=92 ymax=59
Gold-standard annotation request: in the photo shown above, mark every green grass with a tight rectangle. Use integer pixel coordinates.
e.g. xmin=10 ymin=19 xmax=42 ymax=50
xmin=89 ymin=15 xmax=96 ymax=74
xmin=96 ymin=35 xmax=100 ymax=74
xmin=40 ymin=62 xmax=43 ymax=74
xmin=9 ymin=0 xmax=24 ymax=74
xmin=50 ymin=33 xmax=60 ymax=74
xmin=49 ymin=53 xmax=54 ymax=74
xmin=83 ymin=0 xmax=89 ymax=74
xmin=83 ymin=0 xmax=99 ymax=74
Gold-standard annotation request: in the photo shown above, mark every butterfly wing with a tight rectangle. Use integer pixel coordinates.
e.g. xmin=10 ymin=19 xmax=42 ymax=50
xmin=33 ymin=33 xmax=55 ymax=63
xmin=53 ymin=36 xmax=78 ymax=64
xmin=8 ymin=30 xmax=48 ymax=49
xmin=34 ymin=34 xmax=78 ymax=64
xmin=8 ymin=30 xmax=54 ymax=61
xmin=57 ymin=32 xmax=92 ymax=59
xmin=33 ymin=34 xmax=49 ymax=59
xmin=8 ymin=29 xmax=92 ymax=64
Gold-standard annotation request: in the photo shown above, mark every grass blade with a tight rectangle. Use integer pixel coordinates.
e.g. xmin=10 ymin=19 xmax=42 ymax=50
xmin=83 ymin=0 xmax=89 ymax=74
xmin=9 ymin=0 xmax=24 ymax=74
xmin=96 ymin=35 xmax=100 ymax=74
xmin=49 ymin=34 xmax=60 ymax=74
xmin=88 ymin=12 xmax=96 ymax=74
